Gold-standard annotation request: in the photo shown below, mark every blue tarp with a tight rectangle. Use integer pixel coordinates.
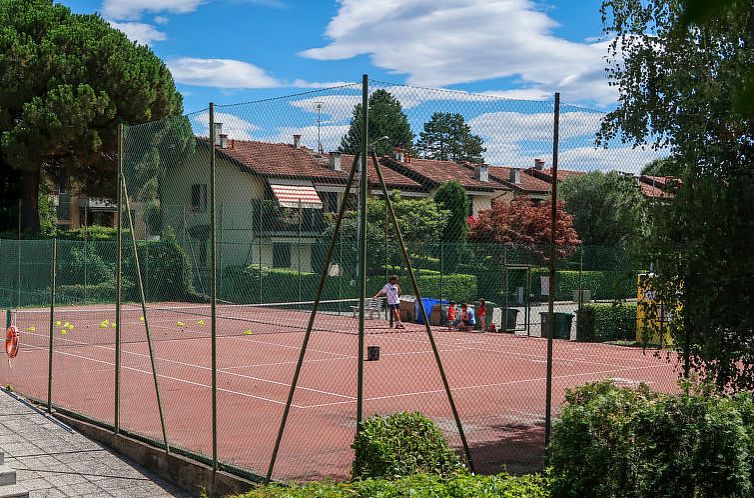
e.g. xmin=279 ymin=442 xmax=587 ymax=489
xmin=415 ymin=298 xmax=448 ymax=324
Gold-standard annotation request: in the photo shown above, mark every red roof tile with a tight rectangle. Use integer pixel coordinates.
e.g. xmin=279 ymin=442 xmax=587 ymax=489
xmin=639 ymin=181 xmax=672 ymax=199
xmin=488 ymin=166 xmax=551 ymax=193
xmin=338 ymin=154 xmax=423 ymax=190
xmin=216 ymin=140 xmax=345 ymax=180
xmin=527 ymin=167 xmax=586 ymax=183
xmin=381 ymin=157 xmax=503 ymax=190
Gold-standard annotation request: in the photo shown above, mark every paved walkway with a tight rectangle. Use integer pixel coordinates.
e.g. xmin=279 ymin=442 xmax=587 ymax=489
xmin=0 ymin=389 xmax=190 ymax=498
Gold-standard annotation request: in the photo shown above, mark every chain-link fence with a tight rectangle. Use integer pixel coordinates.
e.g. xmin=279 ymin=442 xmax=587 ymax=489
xmin=0 ymin=77 xmax=684 ymax=483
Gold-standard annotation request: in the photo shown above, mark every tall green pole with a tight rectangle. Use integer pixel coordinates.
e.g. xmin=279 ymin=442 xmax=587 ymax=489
xmin=356 ymin=74 xmax=368 ymax=429
xmin=122 ymin=179 xmax=170 ymax=453
xmin=544 ymin=92 xmax=560 ymax=452
xmin=47 ymin=238 xmax=57 ymax=413
xmin=369 ymin=152 xmax=475 ymax=472
xmin=266 ymin=153 xmax=360 ymax=482
xmin=209 ymin=103 xmax=219 ymax=476
xmin=115 ymin=123 xmax=124 ymax=433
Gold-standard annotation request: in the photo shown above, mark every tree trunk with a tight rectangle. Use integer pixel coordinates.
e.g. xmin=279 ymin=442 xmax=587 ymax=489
xmin=21 ymin=166 xmax=41 ymax=236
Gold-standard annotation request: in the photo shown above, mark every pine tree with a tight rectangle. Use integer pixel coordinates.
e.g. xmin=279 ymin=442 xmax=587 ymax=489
xmin=339 ymin=90 xmax=414 ymax=157
xmin=415 ymin=113 xmax=486 ymax=163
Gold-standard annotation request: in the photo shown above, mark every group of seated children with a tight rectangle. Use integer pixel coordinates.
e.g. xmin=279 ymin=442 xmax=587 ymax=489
xmin=446 ymin=298 xmax=487 ymax=332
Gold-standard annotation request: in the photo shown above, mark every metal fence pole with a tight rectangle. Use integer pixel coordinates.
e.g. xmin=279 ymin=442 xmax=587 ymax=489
xmin=122 ymin=178 xmax=170 ymax=453
xmin=47 ymin=238 xmax=57 ymax=413
xmin=356 ymin=74 xmax=369 ymax=429
xmin=370 ymin=151 xmax=475 ymax=472
xmin=544 ymin=92 xmax=560 ymax=452
xmin=209 ymin=103 xmax=219 ymax=477
xmin=115 ymin=123 xmax=124 ymax=433
xmin=266 ymin=152 xmax=360 ymax=482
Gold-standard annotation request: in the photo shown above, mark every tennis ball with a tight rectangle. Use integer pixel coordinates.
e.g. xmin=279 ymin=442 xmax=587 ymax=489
xmin=99 ymin=321 xmax=108 ymax=329
xmin=196 ymin=320 xmax=205 ymax=326
xmin=67 ymin=324 xmax=74 ymax=330
xmin=243 ymin=330 xmax=253 ymax=335
xmin=26 ymin=326 xmax=35 ymax=332
xmin=111 ymin=322 xmax=116 ymax=328
xmin=139 ymin=316 xmax=145 ymax=322
xmin=176 ymin=321 xmax=185 ymax=328
xmin=60 ymin=330 xmax=67 ymax=335
xmin=55 ymin=320 xmax=62 ymax=326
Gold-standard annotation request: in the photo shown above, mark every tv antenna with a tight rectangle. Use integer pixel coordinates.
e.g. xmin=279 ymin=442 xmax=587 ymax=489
xmin=315 ymin=101 xmax=324 ymax=154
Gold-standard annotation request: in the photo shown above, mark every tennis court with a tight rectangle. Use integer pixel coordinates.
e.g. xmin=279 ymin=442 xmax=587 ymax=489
xmin=0 ymin=302 xmax=681 ymax=481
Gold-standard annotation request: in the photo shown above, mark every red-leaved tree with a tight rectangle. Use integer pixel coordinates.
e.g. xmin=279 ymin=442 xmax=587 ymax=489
xmin=468 ymin=196 xmax=581 ymax=259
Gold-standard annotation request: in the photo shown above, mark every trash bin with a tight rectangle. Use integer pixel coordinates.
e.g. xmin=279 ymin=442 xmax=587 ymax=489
xmin=540 ymin=312 xmax=573 ymax=339
xmin=416 ymin=298 xmax=447 ymax=324
xmin=505 ymin=308 xmax=519 ymax=332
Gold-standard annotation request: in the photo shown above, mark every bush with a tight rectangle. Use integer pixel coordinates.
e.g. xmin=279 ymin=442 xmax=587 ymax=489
xmin=531 ymin=268 xmax=636 ymax=302
xmin=414 ymin=273 xmax=477 ymax=303
xmin=576 ymin=303 xmax=637 ymax=342
xmin=57 ymin=246 xmax=113 ymax=286
xmin=232 ymin=472 xmax=550 ymax=498
xmin=549 ymin=381 xmax=754 ymax=498
xmin=56 ymin=225 xmax=124 ymax=241
xmin=351 ymin=412 xmax=461 ymax=479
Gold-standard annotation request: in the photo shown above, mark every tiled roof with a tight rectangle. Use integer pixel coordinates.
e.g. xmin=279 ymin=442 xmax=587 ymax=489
xmin=487 ymin=166 xmax=551 ymax=193
xmin=381 ymin=157 xmax=503 ymax=191
xmin=527 ymin=167 xmax=586 ymax=183
xmin=639 ymin=175 xmax=681 ymax=189
xmin=638 ymin=180 xmax=672 ymax=199
xmin=338 ymin=154 xmax=423 ymax=190
xmin=215 ymin=140 xmax=346 ymax=181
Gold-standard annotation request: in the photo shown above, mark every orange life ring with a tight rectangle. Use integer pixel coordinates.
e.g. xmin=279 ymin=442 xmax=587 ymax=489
xmin=5 ymin=326 xmax=19 ymax=358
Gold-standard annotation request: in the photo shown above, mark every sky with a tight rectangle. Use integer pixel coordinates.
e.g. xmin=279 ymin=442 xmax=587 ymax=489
xmin=59 ymin=0 xmax=662 ymax=172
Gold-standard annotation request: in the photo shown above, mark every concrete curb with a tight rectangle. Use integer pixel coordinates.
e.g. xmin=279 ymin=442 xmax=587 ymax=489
xmin=52 ymin=413 xmax=256 ymax=498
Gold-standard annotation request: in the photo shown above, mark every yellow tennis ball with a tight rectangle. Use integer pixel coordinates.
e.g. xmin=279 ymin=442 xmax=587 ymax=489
xmin=67 ymin=324 xmax=74 ymax=330
xmin=100 ymin=321 xmax=108 ymax=329
xmin=196 ymin=320 xmax=205 ymax=326
xmin=55 ymin=320 xmax=62 ymax=326
xmin=176 ymin=321 xmax=185 ymax=328
xmin=111 ymin=322 xmax=116 ymax=328
xmin=26 ymin=326 xmax=35 ymax=332
xmin=60 ymin=330 xmax=67 ymax=335
xmin=139 ymin=316 xmax=145 ymax=322
xmin=243 ymin=330 xmax=253 ymax=335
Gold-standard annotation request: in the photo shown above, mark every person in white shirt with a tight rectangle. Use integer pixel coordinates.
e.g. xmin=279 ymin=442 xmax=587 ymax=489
xmin=373 ymin=275 xmax=403 ymax=329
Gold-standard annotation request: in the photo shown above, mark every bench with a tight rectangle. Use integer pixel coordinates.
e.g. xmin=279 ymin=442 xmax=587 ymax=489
xmin=350 ymin=298 xmax=383 ymax=319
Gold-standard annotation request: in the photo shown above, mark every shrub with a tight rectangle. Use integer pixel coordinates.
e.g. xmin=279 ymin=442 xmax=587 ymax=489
xmin=57 ymin=246 xmax=113 ymax=286
xmin=56 ymin=225 xmax=124 ymax=241
xmin=414 ymin=273 xmax=477 ymax=303
xmin=576 ymin=303 xmax=637 ymax=342
xmin=351 ymin=412 xmax=461 ymax=479
xmin=232 ymin=472 xmax=550 ymax=498
xmin=531 ymin=268 xmax=636 ymax=301
xmin=549 ymin=381 xmax=754 ymax=498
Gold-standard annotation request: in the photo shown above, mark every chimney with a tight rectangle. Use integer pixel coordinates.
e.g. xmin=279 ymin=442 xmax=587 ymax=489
xmin=328 ymin=152 xmax=342 ymax=171
xmin=293 ymin=134 xmax=301 ymax=149
xmin=474 ymin=164 xmax=489 ymax=182
xmin=534 ymin=158 xmax=545 ymax=170
xmin=510 ymin=168 xmax=521 ymax=184
xmin=219 ymin=134 xmax=229 ymax=149
xmin=393 ymin=147 xmax=405 ymax=162
xmin=213 ymin=123 xmax=223 ymax=146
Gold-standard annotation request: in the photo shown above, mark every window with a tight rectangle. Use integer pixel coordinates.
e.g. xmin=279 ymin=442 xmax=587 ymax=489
xmin=191 ymin=184 xmax=208 ymax=212
xmin=323 ymin=192 xmax=338 ymax=213
xmin=273 ymin=243 xmax=291 ymax=268
xmin=467 ymin=197 xmax=473 ymax=216
xmin=57 ymin=193 xmax=72 ymax=220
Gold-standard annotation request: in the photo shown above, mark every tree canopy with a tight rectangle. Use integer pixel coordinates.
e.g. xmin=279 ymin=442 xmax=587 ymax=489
xmin=0 ymin=0 xmax=183 ymax=234
xmin=468 ymin=197 xmax=580 ymax=260
xmin=641 ymin=158 xmax=684 ymax=177
xmin=599 ymin=0 xmax=754 ymax=390
xmin=560 ymin=171 xmax=646 ymax=247
xmin=415 ymin=112 xmax=486 ymax=163
xmin=339 ymin=90 xmax=414 ymax=157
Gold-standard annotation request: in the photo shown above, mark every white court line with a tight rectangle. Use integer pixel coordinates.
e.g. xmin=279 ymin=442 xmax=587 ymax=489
xmin=23 ymin=331 xmax=355 ymax=401
xmin=303 ymin=362 xmax=674 ymax=409
xmin=22 ymin=343 xmax=300 ymax=407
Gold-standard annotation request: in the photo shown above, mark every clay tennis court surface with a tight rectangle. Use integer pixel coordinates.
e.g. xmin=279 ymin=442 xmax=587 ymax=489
xmin=0 ymin=303 xmax=681 ymax=481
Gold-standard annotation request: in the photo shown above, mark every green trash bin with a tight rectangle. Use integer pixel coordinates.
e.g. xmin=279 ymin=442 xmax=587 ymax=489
xmin=505 ymin=308 xmax=519 ymax=332
xmin=540 ymin=312 xmax=573 ymax=339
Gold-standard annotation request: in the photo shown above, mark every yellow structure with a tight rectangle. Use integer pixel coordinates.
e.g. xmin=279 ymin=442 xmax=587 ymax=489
xmin=636 ymin=273 xmax=674 ymax=347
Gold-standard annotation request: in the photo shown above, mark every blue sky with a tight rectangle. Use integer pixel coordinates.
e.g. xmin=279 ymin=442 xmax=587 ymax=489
xmin=59 ymin=0 xmax=661 ymax=171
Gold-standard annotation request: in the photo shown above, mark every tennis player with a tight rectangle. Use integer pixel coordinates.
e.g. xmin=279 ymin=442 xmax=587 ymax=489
xmin=374 ymin=275 xmax=403 ymax=329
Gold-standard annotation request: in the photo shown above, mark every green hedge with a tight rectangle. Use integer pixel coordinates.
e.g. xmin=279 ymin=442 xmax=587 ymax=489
xmin=233 ymin=472 xmax=550 ymax=498
xmin=352 ymin=412 xmax=461 ymax=479
xmin=531 ymin=268 xmax=637 ymax=302
xmin=576 ymin=303 xmax=637 ymax=342
xmin=549 ymin=381 xmax=754 ymax=498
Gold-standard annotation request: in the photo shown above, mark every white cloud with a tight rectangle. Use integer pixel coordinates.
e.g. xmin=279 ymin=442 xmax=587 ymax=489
xmin=103 ymin=0 xmax=204 ymax=20
xmin=154 ymin=16 xmax=170 ymax=25
xmin=290 ymin=79 xmax=357 ymax=88
xmin=301 ymin=0 xmax=616 ymax=105
xmin=543 ymin=146 xmax=666 ymax=174
xmin=288 ymin=95 xmax=362 ymax=122
xmin=469 ymin=111 xmax=605 ymax=143
xmin=194 ymin=111 xmax=260 ymax=140
xmin=266 ymin=125 xmax=352 ymax=152
xmin=108 ymin=21 xmax=167 ymax=45
xmin=167 ymin=58 xmax=280 ymax=88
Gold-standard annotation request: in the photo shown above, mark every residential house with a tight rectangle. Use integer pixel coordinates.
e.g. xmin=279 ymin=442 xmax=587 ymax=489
xmin=161 ymin=131 xmax=420 ymax=275
xmin=52 ymin=183 xmax=119 ymax=232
